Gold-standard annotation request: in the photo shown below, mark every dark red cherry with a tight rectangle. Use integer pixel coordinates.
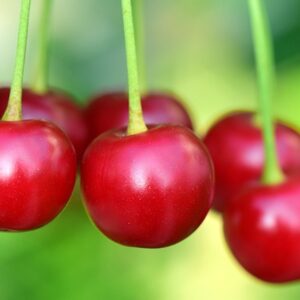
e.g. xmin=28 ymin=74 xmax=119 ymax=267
xmin=81 ymin=125 xmax=214 ymax=248
xmin=0 ymin=87 xmax=89 ymax=160
xmin=0 ymin=120 xmax=76 ymax=231
xmin=204 ymin=112 xmax=300 ymax=212
xmin=85 ymin=92 xmax=193 ymax=141
xmin=223 ymin=177 xmax=300 ymax=283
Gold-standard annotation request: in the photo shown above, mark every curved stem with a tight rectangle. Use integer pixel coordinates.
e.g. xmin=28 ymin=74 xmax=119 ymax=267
xmin=2 ymin=0 xmax=31 ymax=121
xmin=32 ymin=0 xmax=52 ymax=94
xmin=248 ymin=0 xmax=284 ymax=184
xmin=122 ymin=0 xmax=147 ymax=135
xmin=134 ymin=0 xmax=147 ymax=94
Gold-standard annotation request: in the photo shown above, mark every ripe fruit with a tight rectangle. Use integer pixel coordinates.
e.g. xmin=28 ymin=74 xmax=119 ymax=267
xmin=81 ymin=125 xmax=214 ymax=248
xmin=223 ymin=177 xmax=300 ymax=283
xmin=204 ymin=112 xmax=300 ymax=212
xmin=0 ymin=120 xmax=76 ymax=231
xmin=85 ymin=92 xmax=193 ymax=141
xmin=0 ymin=87 xmax=89 ymax=160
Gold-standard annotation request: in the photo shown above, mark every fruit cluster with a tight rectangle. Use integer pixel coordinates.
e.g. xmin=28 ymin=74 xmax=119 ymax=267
xmin=1 ymin=0 xmax=299 ymax=285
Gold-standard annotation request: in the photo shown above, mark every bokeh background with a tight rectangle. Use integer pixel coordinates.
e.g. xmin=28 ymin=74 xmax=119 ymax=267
xmin=1 ymin=0 xmax=300 ymax=299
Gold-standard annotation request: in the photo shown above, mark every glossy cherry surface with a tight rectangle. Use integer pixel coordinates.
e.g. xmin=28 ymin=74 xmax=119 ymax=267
xmin=223 ymin=177 xmax=300 ymax=283
xmin=0 ymin=87 xmax=89 ymax=160
xmin=0 ymin=120 xmax=77 ymax=231
xmin=81 ymin=125 xmax=214 ymax=248
xmin=85 ymin=92 xmax=193 ymax=142
xmin=204 ymin=112 xmax=300 ymax=212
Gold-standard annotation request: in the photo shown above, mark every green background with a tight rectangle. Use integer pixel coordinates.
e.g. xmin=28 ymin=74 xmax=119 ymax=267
xmin=1 ymin=0 xmax=300 ymax=299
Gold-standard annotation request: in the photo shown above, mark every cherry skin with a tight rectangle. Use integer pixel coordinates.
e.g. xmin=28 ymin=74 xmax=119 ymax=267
xmin=81 ymin=125 xmax=214 ymax=248
xmin=223 ymin=177 xmax=300 ymax=283
xmin=204 ymin=112 xmax=300 ymax=212
xmin=0 ymin=87 xmax=89 ymax=160
xmin=84 ymin=92 xmax=193 ymax=142
xmin=0 ymin=120 xmax=77 ymax=231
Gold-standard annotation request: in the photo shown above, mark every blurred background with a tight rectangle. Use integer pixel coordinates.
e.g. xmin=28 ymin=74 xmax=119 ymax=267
xmin=1 ymin=0 xmax=300 ymax=299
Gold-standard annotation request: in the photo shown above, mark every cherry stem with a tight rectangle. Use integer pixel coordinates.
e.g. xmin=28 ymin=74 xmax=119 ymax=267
xmin=122 ymin=0 xmax=147 ymax=135
xmin=33 ymin=0 xmax=52 ymax=94
xmin=2 ymin=0 xmax=31 ymax=121
xmin=134 ymin=0 xmax=147 ymax=94
xmin=248 ymin=0 xmax=284 ymax=184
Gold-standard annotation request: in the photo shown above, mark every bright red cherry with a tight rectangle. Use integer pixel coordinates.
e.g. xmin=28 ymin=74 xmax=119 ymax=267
xmin=0 ymin=120 xmax=77 ymax=231
xmin=84 ymin=92 xmax=193 ymax=142
xmin=223 ymin=177 xmax=300 ymax=283
xmin=204 ymin=112 xmax=300 ymax=212
xmin=81 ymin=125 xmax=214 ymax=248
xmin=0 ymin=87 xmax=89 ymax=160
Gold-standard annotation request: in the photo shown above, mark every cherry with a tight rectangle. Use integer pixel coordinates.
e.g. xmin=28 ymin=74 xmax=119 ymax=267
xmin=222 ymin=0 xmax=300 ymax=283
xmin=0 ymin=0 xmax=77 ymax=231
xmin=80 ymin=0 xmax=214 ymax=247
xmin=223 ymin=177 xmax=300 ymax=283
xmin=85 ymin=91 xmax=193 ymax=142
xmin=0 ymin=87 xmax=89 ymax=160
xmin=0 ymin=120 xmax=76 ymax=231
xmin=204 ymin=112 xmax=300 ymax=212
xmin=0 ymin=0 xmax=89 ymax=161
xmin=81 ymin=125 xmax=214 ymax=248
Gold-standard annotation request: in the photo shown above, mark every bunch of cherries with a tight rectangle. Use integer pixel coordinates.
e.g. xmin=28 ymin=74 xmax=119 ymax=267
xmin=1 ymin=0 xmax=299 ymax=284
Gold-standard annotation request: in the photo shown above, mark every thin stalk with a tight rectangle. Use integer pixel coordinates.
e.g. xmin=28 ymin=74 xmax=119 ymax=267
xmin=248 ymin=0 xmax=284 ymax=184
xmin=33 ymin=0 xmax=52 ymax=94
xmin=3 ymin=0 xmax=31 ymax=121
xmin=122 ymin=0 xmax=147 ymax=135
xmin=134 ymin=0 xmax=147 ymax=93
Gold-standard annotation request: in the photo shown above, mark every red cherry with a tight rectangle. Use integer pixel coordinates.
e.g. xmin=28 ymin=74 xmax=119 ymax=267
xmin=0 ymin=120 xmax=76 ymax=231
xmin=0 ymin=87 xmax=89 ymax=160
xmin=84 ymin=92 xmax=193 ymax=142
xmin=204 ymin=112 xmax=300 ymax=212
xmin=223 ymin=177 xmax=300 ymax=283
xmin=81 ymin=125 xmax=214 ymax=248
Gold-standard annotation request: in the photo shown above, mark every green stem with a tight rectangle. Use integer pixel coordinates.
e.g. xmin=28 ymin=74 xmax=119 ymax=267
xmin=134 ymin=0 xmax=147 ymax=94
xmin=32 ymin=0 xmax=52 ymax=94
xmin=122 ymin=0 xmax=147 ymax=135
xmin=2 ymin=0 xmax=31 ymax=121
xmin=248 ymin=0 xmax=284 ymax=184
